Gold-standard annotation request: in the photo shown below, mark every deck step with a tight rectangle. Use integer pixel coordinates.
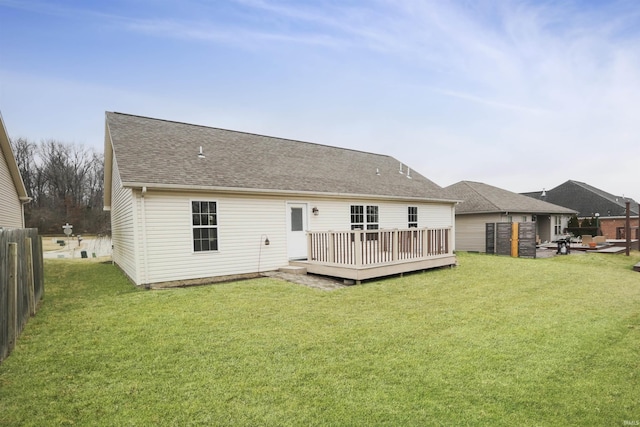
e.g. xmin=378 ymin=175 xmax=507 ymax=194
xmin=634 ymin=262 xmax=640 ymax=273
xmin=278 ymin=265 xmax=307 ymax=275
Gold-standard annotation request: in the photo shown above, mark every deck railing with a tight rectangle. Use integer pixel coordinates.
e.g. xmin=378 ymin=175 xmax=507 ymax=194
xmin=307 ymin=227 xmax=451 ymax=267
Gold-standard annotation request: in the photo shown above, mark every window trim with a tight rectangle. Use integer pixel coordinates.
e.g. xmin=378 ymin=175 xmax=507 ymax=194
xmin=191 ymin=199 xmax=219 ymax=253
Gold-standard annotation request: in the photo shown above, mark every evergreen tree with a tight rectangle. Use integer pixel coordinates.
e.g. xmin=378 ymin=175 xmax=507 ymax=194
xmin=568 ymin=215 xmax=579 ymax=228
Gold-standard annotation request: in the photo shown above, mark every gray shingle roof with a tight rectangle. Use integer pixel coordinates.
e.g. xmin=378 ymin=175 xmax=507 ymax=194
xmin=444 ymin=181 xmax=576 ymax=215
xmin=0 ymin=111 xmax=29 ymax=200
xmin=106 ymin=112 xmax=451 ymax=200
xmin=523 ymin=180 xmax=639 ymax=217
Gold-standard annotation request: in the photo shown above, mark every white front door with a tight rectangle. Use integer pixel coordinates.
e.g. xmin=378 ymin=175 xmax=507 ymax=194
xmin=286 ymin=203 xmax=308 ymax=259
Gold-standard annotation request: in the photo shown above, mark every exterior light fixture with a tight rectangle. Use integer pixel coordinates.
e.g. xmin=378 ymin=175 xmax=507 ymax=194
xmin=312 ymin=207 xmax=319 ymax=216
xmin=264 ymin=236 xmax=270 ymax=246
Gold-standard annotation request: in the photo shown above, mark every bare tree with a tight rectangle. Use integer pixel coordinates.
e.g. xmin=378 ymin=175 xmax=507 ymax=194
xmin=10 ymin=137 xmax=109 ymax=234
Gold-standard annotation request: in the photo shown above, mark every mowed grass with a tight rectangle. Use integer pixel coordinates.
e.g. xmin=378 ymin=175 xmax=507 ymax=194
xmin=1 ymin=252 xmax=640 ymax=426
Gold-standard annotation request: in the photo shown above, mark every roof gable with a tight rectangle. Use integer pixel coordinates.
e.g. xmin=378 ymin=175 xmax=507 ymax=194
xmin=105 ymin=112 xmax=451 ymax=201
xmin=445 ymin=181 xmax=576 ymax=215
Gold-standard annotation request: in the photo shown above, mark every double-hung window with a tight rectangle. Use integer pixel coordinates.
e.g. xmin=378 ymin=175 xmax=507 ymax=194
xmin=351 ymin=205 xmax=364 ymax=230
xmin=192 ymin=201 xmax=218 ymax=252
xmin=408 ymin=206 xmax=418 ymax=228
xmin=351 ymin=205 xmax=379 ymax=230
xmin=366 ymin=206 xmax=379 ymax=230
xmin=351 ymin=205 xmax=379 ymax=241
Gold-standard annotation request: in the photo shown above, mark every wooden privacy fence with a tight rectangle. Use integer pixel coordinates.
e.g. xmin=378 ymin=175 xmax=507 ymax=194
xmin=0 ymin=228 xmax=44 ymax=363
xmin=308 ymin=228 xmax=451 ymax=267
xmin=486 ymin=222 xmax=537 ymax=258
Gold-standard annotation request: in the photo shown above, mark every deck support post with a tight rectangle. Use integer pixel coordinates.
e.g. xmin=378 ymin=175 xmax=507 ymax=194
xmin=355 ymin=230 xmax=363 ymax=267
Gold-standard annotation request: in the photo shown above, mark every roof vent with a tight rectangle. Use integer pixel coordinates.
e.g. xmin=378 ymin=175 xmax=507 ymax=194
xmin=198 ymin=146 xmax=205 ymax=159
xmin=541 ymin=188 xmax=546 ymax=197
xmin=376 ymin=168 xmax=380 ymax=176
xmin=406 ymin=167 xmax=412 ymax=179
xmin=399 ymin=162 xmax=404 ymax=174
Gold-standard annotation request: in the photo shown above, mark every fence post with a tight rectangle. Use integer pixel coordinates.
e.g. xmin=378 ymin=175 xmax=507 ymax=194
xmin=626 ymin=201 xmax=631 ymax=256
xmin=26 ymin=237 xmax=35 ymax=316
xmin=445 ymin=228 xmax=450 ymax=254
xmin=7 ymin=242 xmax=18 ymax=355
xmin=511 ymin=222 xmax=519 ymax=257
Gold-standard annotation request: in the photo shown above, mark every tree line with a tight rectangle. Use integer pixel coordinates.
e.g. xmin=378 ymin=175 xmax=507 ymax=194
xmin=10 ymin=138 xmax=109 ymax=235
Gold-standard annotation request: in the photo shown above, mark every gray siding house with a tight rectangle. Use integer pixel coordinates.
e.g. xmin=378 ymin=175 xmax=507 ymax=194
xmin=444 ymin=181 xmax=576 ymax=252
xmin=104 ymin=112 xmax=458 ymax=287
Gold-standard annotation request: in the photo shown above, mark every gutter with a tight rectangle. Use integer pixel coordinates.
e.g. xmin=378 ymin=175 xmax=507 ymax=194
xmin=123 ymin=181 xmax=462 ymax=204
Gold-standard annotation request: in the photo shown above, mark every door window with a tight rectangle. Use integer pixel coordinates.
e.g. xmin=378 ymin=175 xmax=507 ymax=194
xmin=291 ymin=207 xmax=303 ymax=231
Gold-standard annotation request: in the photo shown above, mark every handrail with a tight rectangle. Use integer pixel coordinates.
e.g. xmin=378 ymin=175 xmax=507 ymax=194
xmin=307 ymin=227 xmax=451 ymax=267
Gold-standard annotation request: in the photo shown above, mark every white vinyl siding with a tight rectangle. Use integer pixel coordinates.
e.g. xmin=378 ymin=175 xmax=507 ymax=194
xmin=109 ymin=156 xmax=138 ymax=284
xmin=139 ymin=193 xmax=287 ymax=284
xmin=292 ymin=199 xmax=453 ymax=232
xmin=0 ymin=145 xmax=23 ymax=228
xmin=127 ymin=193 xmax=456 ymax=285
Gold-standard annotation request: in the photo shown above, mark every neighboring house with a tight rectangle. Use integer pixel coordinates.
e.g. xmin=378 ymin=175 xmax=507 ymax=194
xmin=444 ymin=181 xmax=576 ymax=252
xmin=522 ymin=180 xmax=638 ymax=218
xmin=104 ymin=112 xmax=458 ymax=287
xmin=523 ymin=180 xmax=639 ymax=240
xmin=598 ymin=215 xmax=640 ymax=240
xmin=0 ymin=112 xmax=30 ymax=228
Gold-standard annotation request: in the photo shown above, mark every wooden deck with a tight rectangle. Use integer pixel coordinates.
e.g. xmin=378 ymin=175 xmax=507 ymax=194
xmin=291 ymin=228 xmax=457 ymax=283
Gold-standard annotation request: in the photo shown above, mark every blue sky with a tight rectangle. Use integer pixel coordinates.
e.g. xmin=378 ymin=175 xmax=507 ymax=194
xmin=1 ymin=0 xmax=640 ymax=202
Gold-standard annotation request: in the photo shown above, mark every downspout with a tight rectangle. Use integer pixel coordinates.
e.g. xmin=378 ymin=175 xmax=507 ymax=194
xmin=141 ymin=186 xmax=149 ymax=286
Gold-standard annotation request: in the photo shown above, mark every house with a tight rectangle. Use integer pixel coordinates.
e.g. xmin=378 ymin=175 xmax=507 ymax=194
xmin=444 ymin=181 xmax=576 ymax=252
xmin=0 ymin=112 xmax=30 ymax=228
xmin=522 ymin=180 xmax=638 ymax=218
xmin=104 ymin=112 xmax=458 ymax=287
xmin=522 ymin=180 xmax=639 ymax=240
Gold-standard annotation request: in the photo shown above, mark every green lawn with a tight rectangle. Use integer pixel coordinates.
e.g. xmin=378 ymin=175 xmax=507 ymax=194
xmin=1 ymin=252 xmax=640 ymax=426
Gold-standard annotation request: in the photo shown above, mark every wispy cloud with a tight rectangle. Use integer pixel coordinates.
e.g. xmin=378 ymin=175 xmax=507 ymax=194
xmin=3 ymin=0 xmax=640 ymax=198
